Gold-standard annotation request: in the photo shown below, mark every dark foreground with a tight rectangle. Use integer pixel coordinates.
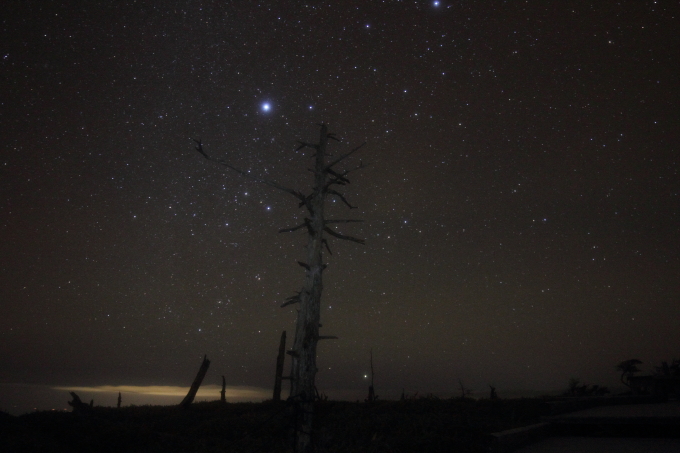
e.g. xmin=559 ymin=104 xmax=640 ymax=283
xmin=0 ymin=398 xmax=549 ymax=452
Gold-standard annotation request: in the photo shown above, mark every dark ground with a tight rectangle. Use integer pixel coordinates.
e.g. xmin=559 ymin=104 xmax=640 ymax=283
xmin=0 ymin=398 xmax=550 ymax=452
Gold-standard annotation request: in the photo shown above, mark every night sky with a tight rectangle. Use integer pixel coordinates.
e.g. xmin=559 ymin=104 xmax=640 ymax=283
xmin=1 ymin=1 xmax=678 ymax=414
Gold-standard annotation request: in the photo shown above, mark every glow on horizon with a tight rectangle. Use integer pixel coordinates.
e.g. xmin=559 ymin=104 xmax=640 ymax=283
xmin=53 ymin=384 xmax=269 ymax=400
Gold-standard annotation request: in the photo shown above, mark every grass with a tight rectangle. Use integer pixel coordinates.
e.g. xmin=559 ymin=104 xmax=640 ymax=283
xmin=0 ymin=397 xmax=550 ymax=452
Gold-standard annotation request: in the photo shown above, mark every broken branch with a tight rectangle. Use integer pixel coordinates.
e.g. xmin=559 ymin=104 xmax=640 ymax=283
xmin=326 ymin=168 xmax=350 ymax=184
xmin=327 ymin=189 xmax=356 ymax=209
xmin=281 ymin=291 xmax=302 ymax=308
xmin=216 ymin=160 xmax=306 ymax=202
xmin=193 ymin=138 xmax=209 ymax=159
xmin=191 ymin=139 xmax=306 ymax=203
xmin=322 ymin=239 xmax=332 ymax=255
xmin=324 ymin=227 xmax=365 ymax=245
xmin=325 ymin=219 xmax=364 ymax=224
xmin=296 ymin=141 xmax=318 ymax=151
xmin=279 ymin=222 xmax=307 ymax=233
xmin=324 ymin=142 xmax=366 ymax=170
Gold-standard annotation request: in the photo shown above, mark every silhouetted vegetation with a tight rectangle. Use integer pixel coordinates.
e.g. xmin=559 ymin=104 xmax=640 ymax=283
xmin=616 ymin=358 xmax=643 ymax=388
xmin=564 ymin=378 xmax=609 ymax=397
xmin=655 ymin=358 xmax=680 ymax=377
xmin=0 ymin=398 xmax=550 ymax=452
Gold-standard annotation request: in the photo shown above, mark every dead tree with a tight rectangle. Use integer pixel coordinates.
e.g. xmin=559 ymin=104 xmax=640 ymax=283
xmin=220 ymin=375 xmax=227 ymax=403
xmin=193 ymin=124 xmax=365 ymax=452
xmin=273 ymin=330 xmax=287 ymax=401
xmin=489 ymin=385 xmax=498 ymax=400
xmin=458 ymin=379 xmax=472 ymax=400
xmin=179 ymin=355 xmax=211 ymax=408
xmin=117 ymin=392 xmax=122 ymax=408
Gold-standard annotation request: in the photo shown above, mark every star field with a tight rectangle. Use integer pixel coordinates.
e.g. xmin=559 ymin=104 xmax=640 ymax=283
xmin=1 ymin=1 xmax=678 ymax=412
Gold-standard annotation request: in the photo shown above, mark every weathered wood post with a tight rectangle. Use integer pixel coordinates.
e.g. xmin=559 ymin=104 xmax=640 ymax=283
xmin=179 ymin=355 xmax=210 ymax=408
xmin=366 ymin=349 xmax=378 ymax=402
xmin=273 ymin=330 xmax=287 ymax=401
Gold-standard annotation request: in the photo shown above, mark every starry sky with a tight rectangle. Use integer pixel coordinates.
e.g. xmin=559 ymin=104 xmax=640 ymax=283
xmin=1 ymin=1 xmax=678 ymax=414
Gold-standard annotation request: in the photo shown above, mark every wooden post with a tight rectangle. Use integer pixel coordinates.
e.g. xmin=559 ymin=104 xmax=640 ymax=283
xmin=367 ymin=349 xmax=377 ymax=402
xmin=179 ymin=355 xmax=211 ymax=408
xmin=273 ymin=330 xmax=287 ymax=401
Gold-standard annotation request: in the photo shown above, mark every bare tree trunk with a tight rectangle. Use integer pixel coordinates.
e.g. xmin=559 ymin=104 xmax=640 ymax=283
xmin=180 ymin=355 xmax=210 ymax=408
xmin=220 ymin=375 xmax=227 ymax=403
xmin=289 ymin=126 xmax=328 ymax=452
xmin=273 ymin=330 xmax=287 ymax=401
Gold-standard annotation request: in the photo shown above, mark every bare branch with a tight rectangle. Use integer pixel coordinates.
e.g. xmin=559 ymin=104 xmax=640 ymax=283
xmin=283 ymin=218 xmax=314 ymax=235
xmin=297 ymin=261 xmax=310 ymax=270
xmin=327 ymin=189 xmax=356 ymax=209
xmin=342 ymin=160 xmax=370 ymax=175
xmin=298 ymin=193 xmax=317 ymax=212
xmin=318 ymin=336 xmax=339 ymax=340
xmin=295 ymin=141 xmax=318 ymax=151
xmin=281 ymin=291 xmax=302 ymax=308
xmin=324 ymin=227 xmax=365 ymax=245
xmin=279 ymin=223 xmax=307 ymax=233
xmin=326 ymin=168 xmax=350 ymax=183
xmin=326 ymin=180 xmax=347 ymax=189
xmin=193 ymin=138 xmax=209 ymax=159
xmin=191 ymin=139 xmax=307 ymax=202
xmin=325 ymin=220 xmax=364 ymax=224
xmin=215 ymin=160 xmax=306 ymax=202
xmin=322 ymin=239 xmax=332 ymax=256
xmin=325 ymin=142 xmax=366 ymax=170
xmin=324 ymin=162 xmax=368 ymax=190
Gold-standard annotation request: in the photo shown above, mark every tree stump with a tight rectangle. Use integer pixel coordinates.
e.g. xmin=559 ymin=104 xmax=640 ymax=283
xmin=67 ymin=392 xmax=92 ymax=414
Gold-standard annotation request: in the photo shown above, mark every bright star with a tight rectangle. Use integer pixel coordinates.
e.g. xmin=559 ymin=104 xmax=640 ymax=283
xmin=261 ymin=103 xmax=271 ymax=112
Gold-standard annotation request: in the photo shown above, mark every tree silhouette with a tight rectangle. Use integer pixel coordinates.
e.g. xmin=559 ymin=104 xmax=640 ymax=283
xmin=616 ymin=359 xmax=642 ymax=388
xmin=193 ymin=124 xmax=365 ymax=452
xmin=655 ymin=359 xmax=680 ymax=377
